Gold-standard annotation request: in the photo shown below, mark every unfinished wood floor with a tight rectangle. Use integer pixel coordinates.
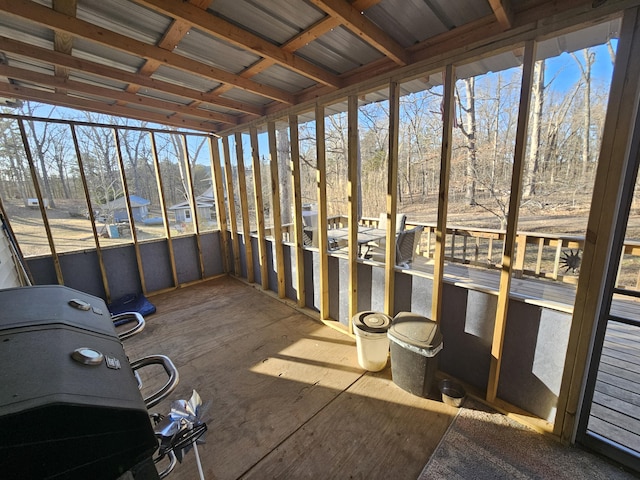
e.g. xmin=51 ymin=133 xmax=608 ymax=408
xmin=124 ymin=276 xmax=458 ymax=480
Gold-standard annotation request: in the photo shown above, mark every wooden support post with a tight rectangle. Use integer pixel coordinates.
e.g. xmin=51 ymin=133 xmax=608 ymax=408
xmin=432 ymin=64 xmax=455 ymax=323
xmin=348 ymin=95 xmax=359 ymax=332
xmin=221 ymin=136 xmax=241 ymax=276
xmin=514 ymin=234 xmax=527 ymax=278
xmin=316 ymin=104 xmax=330 ymax=320
xmin=267 ymin=121 xmax=286 ymax=298
xmin=235 ymin=133 xmax=255 ymax=283
xmin=250 ymin=126 xmax=269 ymax=290
xmin=113 ymin=129 xmax=147 ymax=293
xmin=553 ymin=239 xmax=563 ymax=280
xmin=487 ymin=40 xmax=537 ymax=404
xmin=181 ymin=134 xmax=206 ymax=279
xmin=289 ymin=114 xmax=306 ymax=307
xmin=559 ymin=7 xmax=640 ymax=442
xmin=209 ymin=136 xmax=231 ymax=274
xmin=17 ymin=119 xmax=63 ymax=285
xmin=384 ymin=80 xmax=400 ymax=316
xmin=535 ymin=237 xmax=544 ymax=275
xmin=70 ymin=124 xmax=111 ymax=299
xmin=149 ymin=132 xmax=179 ymax=289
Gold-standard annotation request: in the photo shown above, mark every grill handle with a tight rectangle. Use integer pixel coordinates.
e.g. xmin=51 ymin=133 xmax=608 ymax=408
xmin=154 ymin=450 xmax=177 ymax=478
xmin=111 ymin=311 xmax=145 ymax=340
xmin=130 ymin=355 xmax=180 ymax=409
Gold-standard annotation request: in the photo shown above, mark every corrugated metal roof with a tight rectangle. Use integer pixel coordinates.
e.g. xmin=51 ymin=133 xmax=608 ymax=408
xmin=72 ymin=37 xmax=145 ymax=73
xmin=77 ymin=0 xmax=171 ymax=45
xmin=209 ymin=0 xmax=325 ymax=45
xmin=151 ymin=66 xmax=222 ymax=93
xmin=0 ymin=1 xmax=627 ymax=133
xmin=252 ymin=64 xmax=317 ymax=93
xmin=297 ymin=26 xmax=383 ymax=75
xmin=175 ymin=28 xmax=261 ymax=74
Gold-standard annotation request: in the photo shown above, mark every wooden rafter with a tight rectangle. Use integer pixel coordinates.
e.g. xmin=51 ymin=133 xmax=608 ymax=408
xmin=0 ymin=64 xmax=238 ymax=126
xmin=488 ymin=0 xmax=514 ymax=29
xmin=0 ymin=0 xmax=295 ymax=104
xmin=0 ymin=36 xmax=262 ymax=116
xmin=135 ymin=0 xmax=341 ymax=88
xmin=124 ymin=0 xmax=211 ymax=98
xmin=0 ymin=82 xmax=218 ymax=132
xmin=307 ymin=0 xmax=409 ymax=65
xmin=51 ymin=0 xmax=76 ymax=82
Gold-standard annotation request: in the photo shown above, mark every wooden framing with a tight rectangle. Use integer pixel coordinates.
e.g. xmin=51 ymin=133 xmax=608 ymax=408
xmin=289 ymin=114 xmax=306 ymax=307
xmin=208 ymin=136 xmax=230 ymax=274
xmin=431 ymin=64 xmax=455 ymax=324
xmin=149 ymin=131 xmax=179 ymax=289
xmin=347 ymin=95 xmax=359 ymax=332
xmin=558 ymin=6 xmax=640 ymax=443
xmin=69 ymin=124 xmax=111 ymax=300
xmin=384 ymin=80 xmax=400 ymax=316
xmin=250 ymin=127 xmax=269 ymax=290
xmin=112 ymin=129 xmax=147 ymax=294
xmin=234 ymin=133 xmax=255 ymax=283
xmin=181 ymin=134 xmax=206 ymax=279
xmin=221 ymin=136 xmax=241 ymax=276
xmin=316 ymin=104 xmax=331 ymax=320
xmin=267 ymin=121 xmax=286 ymax=298
xmin=486 ymin=40 xmax=537 ymax=404
xmin=16 ymin=119 xmax=63 ymax=285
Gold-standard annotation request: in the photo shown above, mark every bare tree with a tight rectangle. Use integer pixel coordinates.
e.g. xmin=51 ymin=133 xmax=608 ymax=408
xmin=523 ymin=59 xmax=545 ymax=197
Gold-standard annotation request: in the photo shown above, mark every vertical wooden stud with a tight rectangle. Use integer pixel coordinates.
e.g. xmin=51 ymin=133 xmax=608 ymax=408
xmin=267 ymin=121 xmax=286 ymax=298
xmin=384 ymin=80 xmax=400 ymax=316
xmin=208 ymin=136 xmax=230 ymax=274
xmin=250 ymin=126 xmax=269 ymax=290
xmin=221 ymin=136 xmax=241 ymax=276
xmin=181 ymin=134 xmax=205 ymax=279
xmin=347 ymin=95 xmax=359 ymax=332
xmin=235 ymin=133 xmax=255 ymax=283
xmin=289 ymin=114 xmax=306 ymax=307
xmin=432 ymin=64 xmax=455 ymax=323
xmin=149 ymin=132 xmax=179 ymax=288
xmin=487 ymin=40 xmax=537 ymax=403
xmin=316 ymin=104 xmax=330 ymax=320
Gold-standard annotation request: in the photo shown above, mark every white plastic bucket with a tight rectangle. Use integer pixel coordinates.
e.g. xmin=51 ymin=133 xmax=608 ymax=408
xmin=353 ymin=311 xmax=391 ymax=372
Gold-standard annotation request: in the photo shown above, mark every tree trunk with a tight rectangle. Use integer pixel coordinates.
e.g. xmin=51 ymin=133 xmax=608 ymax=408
xmin=463 ymin=77 xmax=477 ymax=206
xmin=277 ymin=127 xmax=292 ymax=225
xmin=523 ymin=59 xmax=545 ymax=198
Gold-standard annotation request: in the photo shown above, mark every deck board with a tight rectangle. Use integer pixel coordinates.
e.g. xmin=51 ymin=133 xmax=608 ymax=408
xmin=124 ymin=277 xmax=459 ymax=480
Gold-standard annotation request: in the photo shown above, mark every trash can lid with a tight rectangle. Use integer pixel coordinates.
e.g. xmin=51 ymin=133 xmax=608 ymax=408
xmin=353 ymin=311 xmax=391 ymax=334
xmin=388 ymin=312 xmax=442 ymax=352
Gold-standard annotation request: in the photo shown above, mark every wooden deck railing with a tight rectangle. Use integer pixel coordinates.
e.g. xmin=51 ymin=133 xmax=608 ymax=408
xmin=269 ymin=215 xmax=640 ymax=291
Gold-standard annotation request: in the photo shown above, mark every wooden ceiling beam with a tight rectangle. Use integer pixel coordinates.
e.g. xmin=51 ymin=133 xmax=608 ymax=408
xmin=488 ymin=0 xmax=514 ymax=29
xmin=0 ymin=0 xmax=295 ymax=104
xmin=0 ymin=36 xmax=264 ymax=116
xmin=51 ymin=0 xmax=76 ymax=89
xmin=206 ymin=0 xmax=381 ymax=98
xmin=0 ymin=64 xmax=239 ymax=125
xmin=0 ymin=82 xmax=219 ymax=132
xmin=126 ymin=0 xmax=212 ymax=96
xmin=307 ymin=0 xmax=409 ymax=65
xmin=135 ymin=0 xmax=342 ymax=88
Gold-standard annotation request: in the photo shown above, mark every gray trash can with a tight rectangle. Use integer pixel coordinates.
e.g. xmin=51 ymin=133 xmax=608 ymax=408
xmin=388 ymin=312 xmax=443 ymax=397
xmin=352 ymin=311 xmax=392 ymax=371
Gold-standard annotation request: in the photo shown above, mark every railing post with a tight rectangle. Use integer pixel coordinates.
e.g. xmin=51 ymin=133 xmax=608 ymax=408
xmin=514 ymin=234 xmax=527 ymax=278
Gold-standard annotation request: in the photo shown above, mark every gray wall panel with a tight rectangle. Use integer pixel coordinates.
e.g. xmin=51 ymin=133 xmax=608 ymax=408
xmin=497 ymin=301 xmax=571 ymax=422
xmin=370 ymin=265 xmax=386 ymax=313
xmin=200 ymin=231 xmax=224 ymax=277
xmin=102 ymin=245 xmax=142 ymax=299
xmin=284 ymin=244 xmax=297 ymax=301
xmin=439 ymin=286 xmax=494 ymax=391
xmin=140 ymin=240 xmax=173 ymax=292
xmin=172 ymin=236 xmax=200 ymax=284
xmin=357 ymin=262 xmax=372 ymax=312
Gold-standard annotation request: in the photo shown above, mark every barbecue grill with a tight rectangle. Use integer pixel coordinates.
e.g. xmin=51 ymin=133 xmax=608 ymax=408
xmin=0 ymin=285 xmax=168 ymax=479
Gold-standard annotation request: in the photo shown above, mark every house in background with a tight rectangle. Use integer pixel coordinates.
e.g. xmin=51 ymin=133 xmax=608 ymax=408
xmin=102 ymin=195 xmax=150 ymax=223
xmin=168 ymin=187 xmax=215 ymax=224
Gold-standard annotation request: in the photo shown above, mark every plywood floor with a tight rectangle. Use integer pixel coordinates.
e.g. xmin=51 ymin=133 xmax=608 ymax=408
xmin=124 ymin=276 xmax=458 ymax=480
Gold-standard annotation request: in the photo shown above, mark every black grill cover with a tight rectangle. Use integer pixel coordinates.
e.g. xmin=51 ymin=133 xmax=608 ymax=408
xmin=0 ymin=286 xmax=158 ymax=479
